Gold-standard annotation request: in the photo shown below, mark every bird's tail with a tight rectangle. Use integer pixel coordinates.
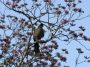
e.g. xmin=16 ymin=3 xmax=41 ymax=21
xmin=34 ymin=42 xmax=40 ymax=54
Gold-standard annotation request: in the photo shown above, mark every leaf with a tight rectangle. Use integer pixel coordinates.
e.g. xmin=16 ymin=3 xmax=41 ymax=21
xmin=87 ymin=60 xmax=90 ymax=62
xmin=76 ymin=48 xmax=84 ymax=54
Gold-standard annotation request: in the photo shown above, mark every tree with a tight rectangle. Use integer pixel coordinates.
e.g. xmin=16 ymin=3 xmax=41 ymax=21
xmin=0 ymin=0 xmax=90 ymax=67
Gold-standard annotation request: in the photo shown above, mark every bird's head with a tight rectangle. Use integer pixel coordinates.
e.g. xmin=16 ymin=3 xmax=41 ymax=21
xmin=39 ymin=23 xmax=44 ymax=27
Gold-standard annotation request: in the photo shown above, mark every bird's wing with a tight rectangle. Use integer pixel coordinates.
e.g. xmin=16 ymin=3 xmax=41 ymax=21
xmin=39 ymin=28 xmax=44 ymax=38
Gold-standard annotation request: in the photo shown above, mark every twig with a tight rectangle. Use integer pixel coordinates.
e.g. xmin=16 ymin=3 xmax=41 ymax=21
xmin=75 ymin=40 xmax=90 ymax=51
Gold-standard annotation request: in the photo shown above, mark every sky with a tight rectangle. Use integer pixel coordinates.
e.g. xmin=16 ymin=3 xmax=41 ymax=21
xmin=0 ymin=0 xmax=90 ymax=67
xmin=65 ymin=0 xmax=90 ymax=67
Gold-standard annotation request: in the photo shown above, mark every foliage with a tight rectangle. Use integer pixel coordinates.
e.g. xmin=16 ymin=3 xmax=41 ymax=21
xmin=0 ymin=0 xmax=90 ymax=67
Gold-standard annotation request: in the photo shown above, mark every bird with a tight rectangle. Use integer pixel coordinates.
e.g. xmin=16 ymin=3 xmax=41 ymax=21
xmin=33 ymin=23 xmax=44 ymax=54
